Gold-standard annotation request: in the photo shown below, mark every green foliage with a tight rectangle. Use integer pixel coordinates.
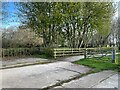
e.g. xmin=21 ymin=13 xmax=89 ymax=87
xmin=43 ymin=48 xmax=54 ymax=58
xmin=16 ymin=2 xmax=115 ymax=48
xmin=2 ymin=48 xmax=42 ymax=57
xmin=2 ymin=47 xmax=55 ymax=59
xmin=32 ymin=54 xmax=48 ymax=59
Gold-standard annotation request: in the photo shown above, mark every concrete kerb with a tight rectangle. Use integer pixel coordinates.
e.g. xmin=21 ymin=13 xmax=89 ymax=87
xmin=1 ymin=61 xmax=53 ymax=69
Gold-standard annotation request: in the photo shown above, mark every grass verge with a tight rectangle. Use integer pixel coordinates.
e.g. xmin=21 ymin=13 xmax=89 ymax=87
xmin=74 ymin=54 xmax=119 ymax=72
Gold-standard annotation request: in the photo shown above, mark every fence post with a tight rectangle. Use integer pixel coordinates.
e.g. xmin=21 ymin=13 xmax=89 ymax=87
xmin=112 ymin=47 xmax=116 ymax=63
xmin=54 ymin=49 xmax=56 ymax=59
xmin=84 ymin=48 xmax=87 ymax=59
xmin=0 ymin=49 xmax=1 ymax=58
xmin=72 ymin=48 xmax=73 ymax=55
xmin=2 ymin=49 xmax=4 ymax=58
xmin=86 ymin=48 xmax=88 ymax=58
xmin=63 ymin=48 xmax=65 ymax=57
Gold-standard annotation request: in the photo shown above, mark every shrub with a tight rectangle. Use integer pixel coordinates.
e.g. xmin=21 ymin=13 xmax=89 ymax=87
xmin=2 ymin=48 xmax=43 ymax=57
xmin=43 ymin=48 xmax=54 ymax=58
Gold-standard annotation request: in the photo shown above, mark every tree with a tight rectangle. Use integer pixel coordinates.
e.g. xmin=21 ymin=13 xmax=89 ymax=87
xmin=16 ymin=2 xmax=114 ymax=50
xmin=2 ymin=27 xmax=43 ymax=48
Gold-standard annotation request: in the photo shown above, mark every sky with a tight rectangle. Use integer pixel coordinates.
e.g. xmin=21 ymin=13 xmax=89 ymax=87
xmin=1 ymin=1 xmax=120 ymax=29
xmin=1 ymin=2 xmax=21 ymax=29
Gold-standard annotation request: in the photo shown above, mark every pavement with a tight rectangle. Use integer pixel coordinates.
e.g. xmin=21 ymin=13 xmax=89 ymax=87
xmin=54 ymin=70 xmax=118 ymax=88
xmin=1 ymin=58 xmax=50 ymax=67
xmin=0 ymin=55 xmax=119 ymax=89
xmin=1 ymin=61 xmax=91 ymax=88
xmin=61 ymin=55 xmax=84 ymax=62
xmin=92 ymin=74 xmax=118 ymax=88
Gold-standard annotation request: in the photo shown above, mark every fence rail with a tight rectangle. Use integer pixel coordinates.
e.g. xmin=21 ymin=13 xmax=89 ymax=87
xmin=0 ymin=47 xmax=115 ymax=59
xmin=53 ymin=47 xmax=114 ymax=58
xmin=54 ymin=48 xmax=84 ymax=58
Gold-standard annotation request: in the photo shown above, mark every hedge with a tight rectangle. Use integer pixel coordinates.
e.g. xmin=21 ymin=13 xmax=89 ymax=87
xmin=1 ymin=47 xmax=42 ymax=57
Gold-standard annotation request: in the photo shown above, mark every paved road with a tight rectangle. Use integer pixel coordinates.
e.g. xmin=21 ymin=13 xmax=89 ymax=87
xmin=1 ymin=61 xmax=90 ymax=88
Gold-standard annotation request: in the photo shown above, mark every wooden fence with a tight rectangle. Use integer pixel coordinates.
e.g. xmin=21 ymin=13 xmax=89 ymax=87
xmin=0 ymin=47 xmax=115 ymax=59
xmin=53 ymin=48 xmax=84 ymax=58
xmin=53 ymin=47 xmax=114 ymax=58
xmin=1 ymin=47 xmax=42 ymax=58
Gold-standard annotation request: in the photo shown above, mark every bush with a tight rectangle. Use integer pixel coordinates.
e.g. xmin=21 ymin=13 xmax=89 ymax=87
xmin=43 ymin=48 xmax=54 ymax=58
xmin=2 ymin=29 xmax=43 ymax=48
xmin=2 ymin=48 xmax=43 ymax=57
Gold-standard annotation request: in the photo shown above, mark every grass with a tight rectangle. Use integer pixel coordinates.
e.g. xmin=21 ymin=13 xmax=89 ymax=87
xmin=96 ymin=54 xmax=119 ymax=64
xmin=74 ymin=54 xmax=119 ymax=72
